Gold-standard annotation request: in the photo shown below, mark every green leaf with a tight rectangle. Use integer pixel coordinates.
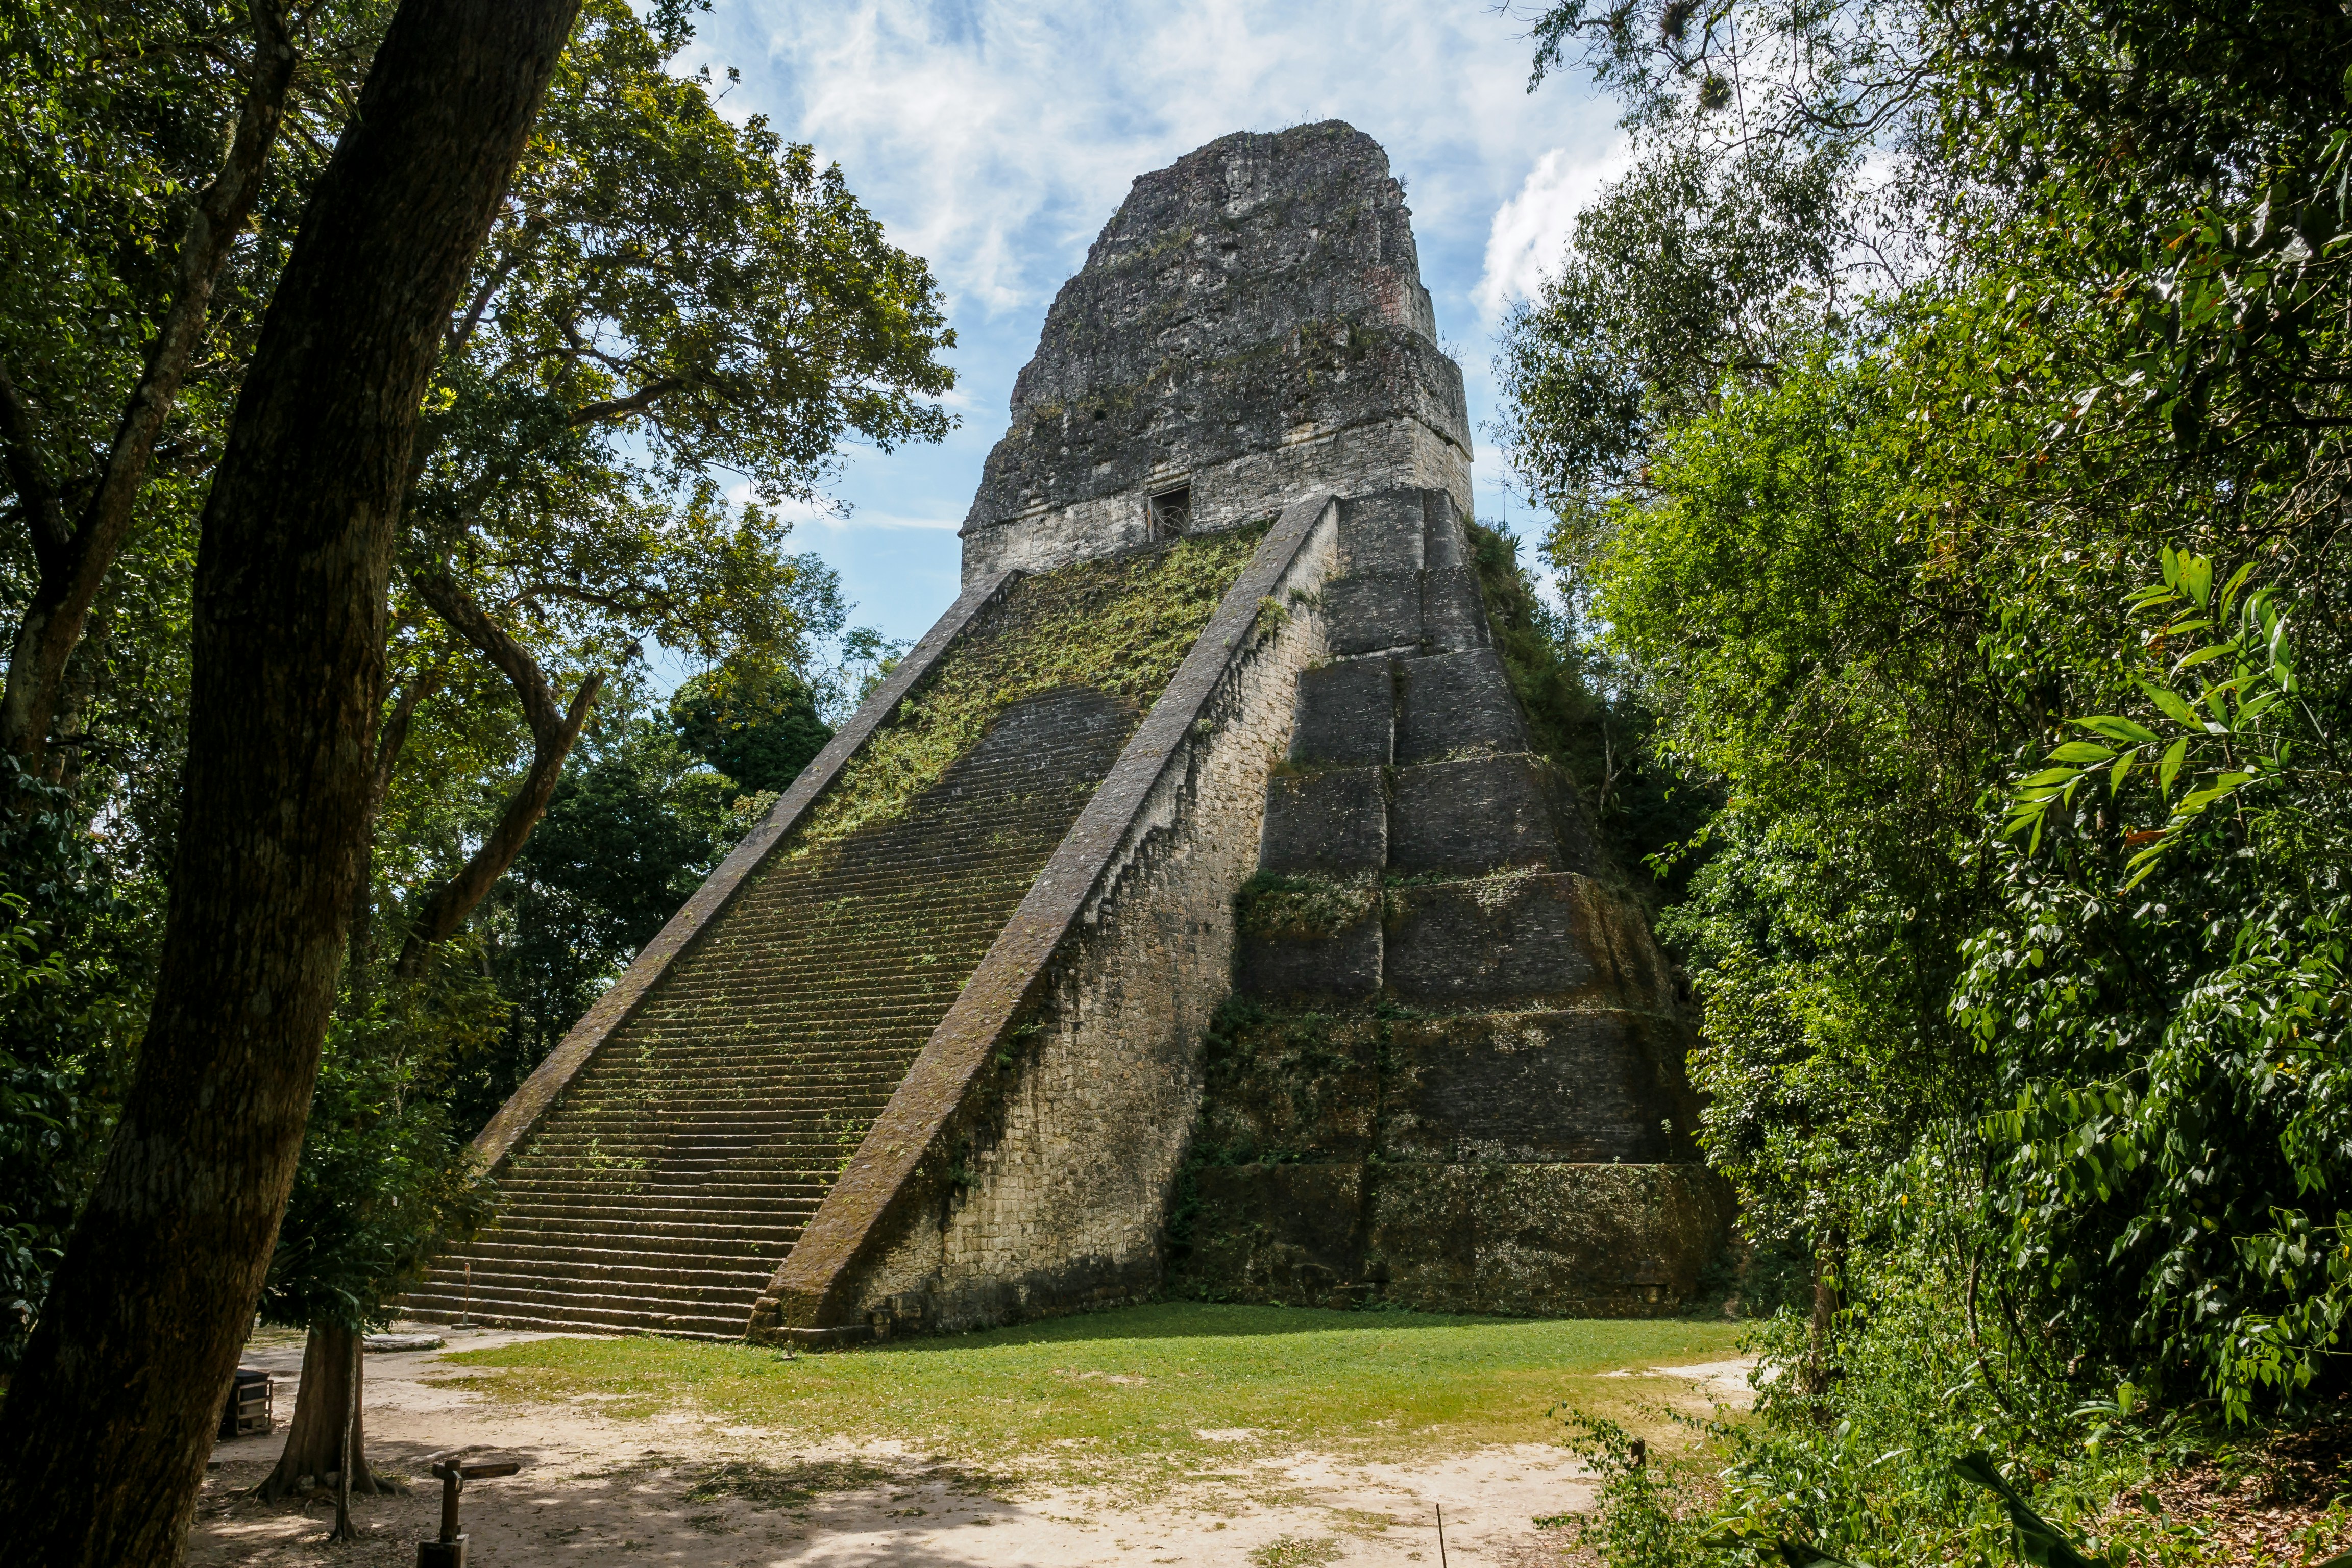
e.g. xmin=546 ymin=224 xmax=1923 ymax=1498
xmin=2172 ymin=644 xmax=2232 ymax=674
xmin=2020 ymin=767 xmax=2084 ymax=788
xmin=2142 ymin=683 xmax=2204 ymax=729
xmin=2175 ymin=781 xmax=2240 ymax=814
xmin=2158 ymin=736 xmax=2189 ymax=794
xmin=2219 ymin=560 xmax=2255 ymax=616
xmin=2047 ymin=742 xmax=2114 ymax=764
xmin=2180 ymin=555 xmax=2213 ymax=606
xmin=2077 ymin=716 xmax=2160 ymax=746
xmin=1950 ymin=1452 xmax=2098 ymax=1568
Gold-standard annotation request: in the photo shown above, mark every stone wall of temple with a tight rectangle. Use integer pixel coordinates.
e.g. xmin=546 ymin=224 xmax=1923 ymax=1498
xmin=409 ymin=121 xmax=1726 ymax=1344
xmin=960 ymin=123 xmax=1473 ymax=583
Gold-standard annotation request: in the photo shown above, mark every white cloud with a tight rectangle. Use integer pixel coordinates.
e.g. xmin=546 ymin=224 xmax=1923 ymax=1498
xmin=744 ymin=492 xmax=961 ymax=533
xmin=1474 ymin=138 xmax=1633 ymax=324
xmin=703 ymin=2 xmax=1620 ymax=327
xmin=803 ymin=506 xmax=963 ymax=533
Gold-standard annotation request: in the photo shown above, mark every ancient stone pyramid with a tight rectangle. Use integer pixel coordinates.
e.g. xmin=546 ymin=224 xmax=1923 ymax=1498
xmin=400 ymin=122 xmax=1723 ymax=1343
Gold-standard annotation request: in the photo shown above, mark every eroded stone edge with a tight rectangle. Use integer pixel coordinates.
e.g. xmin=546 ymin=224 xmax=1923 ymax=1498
xmin=467 ymin=569 xmax=1024 ymax=1178
xmin=756 ymin=495 xmax=1341 ymax=1337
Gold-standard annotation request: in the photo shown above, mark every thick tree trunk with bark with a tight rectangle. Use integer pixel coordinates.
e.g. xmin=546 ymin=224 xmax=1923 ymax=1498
xmin=0 ymin=5 xmax=296 ymax=779
xmin=0 ymin=5 xmax=582 ymax=1563
xmin=254 ymin=1324 xmax=387 ymax=1501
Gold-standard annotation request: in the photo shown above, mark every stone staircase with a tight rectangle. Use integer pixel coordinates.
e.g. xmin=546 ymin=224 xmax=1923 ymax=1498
xmin=399 ymin=670 xmax=1143 ymax=1338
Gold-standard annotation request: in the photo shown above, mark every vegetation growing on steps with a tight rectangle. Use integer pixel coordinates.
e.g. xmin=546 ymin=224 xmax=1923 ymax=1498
xmin=1233 ymin=872 xmax=1377 ymax=940
xmin=793 ymin=528 xmax=1263 ymax=853
xmin=1183 ymin=997 xmax=1391 ymax=1169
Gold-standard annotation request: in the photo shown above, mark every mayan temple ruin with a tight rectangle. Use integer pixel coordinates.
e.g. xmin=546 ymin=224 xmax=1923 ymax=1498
xmin=400 ymin=121 xmax=1726 ymax=1344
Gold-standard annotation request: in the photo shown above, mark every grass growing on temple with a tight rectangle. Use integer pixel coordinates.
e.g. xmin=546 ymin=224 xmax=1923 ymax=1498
xmin=444 ymin=1302 xmax=1744 ymax=1486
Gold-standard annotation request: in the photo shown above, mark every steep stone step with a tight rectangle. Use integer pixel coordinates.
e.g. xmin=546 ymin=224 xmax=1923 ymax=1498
xmin=404 ymin=611 xmax=1163 ymax=1339
xmin=401 ymin=1285 xmax=754 ymax=1340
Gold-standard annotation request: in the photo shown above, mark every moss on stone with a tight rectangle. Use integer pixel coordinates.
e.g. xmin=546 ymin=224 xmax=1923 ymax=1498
xmin=792 ymin=529 xmax=1261 ymax=854
xmin=1234 ymin=871 xmax=1376 ymax=940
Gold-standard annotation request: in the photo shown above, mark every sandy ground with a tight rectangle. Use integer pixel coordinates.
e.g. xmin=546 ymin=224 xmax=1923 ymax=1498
xmin=188 ymin=1325 xmax=1756 ymax=1568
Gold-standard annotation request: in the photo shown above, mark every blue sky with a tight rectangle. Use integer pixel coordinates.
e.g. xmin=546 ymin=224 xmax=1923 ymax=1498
xmin=685 ymin=1 xmax=1628 ymax=647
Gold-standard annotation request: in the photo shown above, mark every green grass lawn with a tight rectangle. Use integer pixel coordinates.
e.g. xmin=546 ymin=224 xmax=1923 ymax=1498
xmin=445 ymin=1303 xmax=1747 ymax=1486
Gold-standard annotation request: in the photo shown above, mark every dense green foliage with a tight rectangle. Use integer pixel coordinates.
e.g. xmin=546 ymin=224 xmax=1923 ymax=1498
xmin=0 ymin=758 xmax=145 ymax=1360
xmin=0 ymin=2 xmax=948 ymax=1358
xmin=672 ymin=664 xmax=832 ymax=800
xmin=259 ymin=962 xmax=502 ymax=1333
xmin=1505 ymin=0 xmax=2352 ymax=1557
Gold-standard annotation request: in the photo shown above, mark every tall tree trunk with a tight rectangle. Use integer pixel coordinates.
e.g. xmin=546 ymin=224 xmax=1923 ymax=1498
xmin=395 ymin=566 xmax=601 ymax=978
xmin=1804 ymin=1224 xmax=1848 ymax=1401
xmin=330 ymin=1331 xmax=359 ymax=1541
xmin=0 ymin=5 xmax=582 ymax=1563
xmin=0 ymin=4 xmax=297 ymax=779
xmin=254 ymin=1324 xmax=386 ymax=1502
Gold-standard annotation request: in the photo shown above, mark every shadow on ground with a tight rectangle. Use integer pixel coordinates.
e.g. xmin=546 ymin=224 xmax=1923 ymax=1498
xmin=194 ymin=1441 xmax=1052 ymax=1567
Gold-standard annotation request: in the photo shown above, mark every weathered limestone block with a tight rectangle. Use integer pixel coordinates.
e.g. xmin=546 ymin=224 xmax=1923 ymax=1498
xmin=1288 ymin=660 xmax=1394 ymax=767
xmin=1379 ymin=1010 xmax=1702 ymax=1163
xmin=1364 ymin=1164 xmax=1730 ymax=1316
xmin=1260 ymin=768 xmax=1387 ymax=875
xmin=1422 ymin=491 xmax=1471 ymax=570
xmin=1383 ymin=872 xmax=1617 ymax=1007
xmin=1185 ymin=1163 xmax=1367 ymax=1305
xmin=1387 ymin=753 xmax=1567 ymax=875
xmin=1235 ymin=906 xmax=1383 ymax=1003
xmin=1325 ymin=571 xmax=1424 ymax=655
xmin=1336 ymin=489 xmax=1430 ymax=575
xmin=1420 ymin=567 xmax=1490 ymax=652
xmin=1179 ymin=1160 xmax=1728 ymax=1316
xmin=1394 ymin=648 xmax=1528 ymax=763
xmin=1193 ymin=1011 xmax=1385 ymax=1164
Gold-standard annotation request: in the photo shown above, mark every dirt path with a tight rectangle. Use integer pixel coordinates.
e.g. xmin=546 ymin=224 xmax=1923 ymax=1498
xmin=190 ymin=1325 xmax=1751 ymax=1567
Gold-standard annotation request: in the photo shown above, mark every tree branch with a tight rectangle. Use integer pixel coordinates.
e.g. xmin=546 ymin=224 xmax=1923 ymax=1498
xmin=0 ymin=1 xmax=299 ymax=775
xmin=397 ymin=566 xmax=603 ymax=976
xmin=371 ymin=664 xmax=444 ymax=813
xmin=406 ymin=561 xmax=564 ymax=736
xmin=567 ymin=375 xmax=685 ymax=427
